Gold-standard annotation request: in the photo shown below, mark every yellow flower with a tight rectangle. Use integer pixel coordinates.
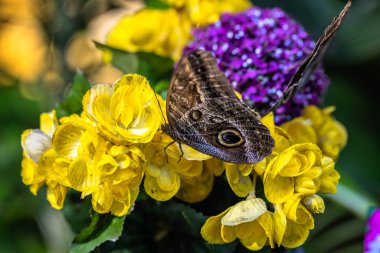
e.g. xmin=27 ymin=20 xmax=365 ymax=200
xmin=46 ymin=180 xmax=68 ymax=210
xmin=282 ymin=106 xmax=348 ymax=160
xmin=0 ymin=17 xmax=47 ymax=84
xmin=319 ymin=156 xmax=340 ymax=194
xmin=281 ymin=119 xmax=317 ymax=145
xmin=261 ymin=112 xmax=292 ymax=155
xmin=107 ymin=0 xmax=251 ymax=60
xmin=183 ymin=0 xmax=251 ymax=26
xmin=91 ymin=144 xmax=145 ymax=216
xmin=176 ymin=166 xmax=214 ymax=203
xmin=255 ymin=113 xmax=291 ymax=176
xmin=263 ymin=143 xmax=324 ymax=204
xmin=204 ymin=158 xmax=225 ymax=176
xmin=83 ymin=74 xmax=162 ymax=144
xmin=49 ymin=114 xmax=145 ymax=216
xmin=21 ymin=111 xmax=58 ymax=194
xmin=201 ymin=198 xmax=274 ymax=251
xmin=50 ymin=119 xmax=106 ymax=194
xmin=20 ymin=152 xmax=44 ymax=195
xmin=302 ymin=194 xmax=325 ymax=214
xmin=225 ymin=163 xmax=254 ymax=197
xmin=107 ymin=8 xmax=191 ymax=60
xmin=143 ymin=131 xmax=204 ymax=201
xmin=273 ymin=195 xmax=314 ymax=248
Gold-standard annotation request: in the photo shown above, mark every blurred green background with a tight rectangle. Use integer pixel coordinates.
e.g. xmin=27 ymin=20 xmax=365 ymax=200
xmin=0 ymin=0 xmax=379 ymax=252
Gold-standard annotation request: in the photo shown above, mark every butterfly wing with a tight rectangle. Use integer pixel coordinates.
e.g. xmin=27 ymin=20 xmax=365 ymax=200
xmin=266 ymin=0 xmax=352 ymax=114
xmin=164 ymin=50 xmax=274 ymax=164
xmin=166 ymin=49 xmax=238 ymax=120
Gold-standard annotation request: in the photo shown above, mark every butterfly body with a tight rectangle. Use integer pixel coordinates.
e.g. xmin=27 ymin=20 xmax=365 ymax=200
xmin=163 ymin=50 xmax=275 ymax=164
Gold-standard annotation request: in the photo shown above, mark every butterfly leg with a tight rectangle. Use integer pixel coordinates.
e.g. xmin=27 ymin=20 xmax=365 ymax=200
xmin=163 ymin=140 xmax=176 ymax=163
xmin=177 ymin=143 xmax=184 ymax=163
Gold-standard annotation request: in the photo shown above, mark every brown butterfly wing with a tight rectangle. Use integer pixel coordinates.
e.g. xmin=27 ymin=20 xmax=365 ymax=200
xmin=164 ymin=50 xmax=274 ymax=164
xmin=266 ymin=0 xmax=352 ymax=114
xmin=166 ymin=49 xmax=238 ymax=120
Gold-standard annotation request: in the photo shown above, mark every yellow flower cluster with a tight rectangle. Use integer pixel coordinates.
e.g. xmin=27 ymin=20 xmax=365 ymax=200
xmin=201 ymin=109 xmax=347 ymax=250
xmin=21 ymin=74 xmax=347 ymax=249
xmin=106 ymin=0 xmax=251 ymax=60
xmin=21 ymin=74 xmax=217 ymax=215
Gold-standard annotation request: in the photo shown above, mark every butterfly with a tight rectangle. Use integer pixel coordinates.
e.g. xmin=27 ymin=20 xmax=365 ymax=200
xmin=162 ymin=0 xmax=351 ymax=164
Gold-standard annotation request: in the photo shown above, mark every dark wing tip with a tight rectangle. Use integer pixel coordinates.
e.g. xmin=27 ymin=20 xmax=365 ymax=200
xmin=264 ymin=0 xmax=352 ymax=115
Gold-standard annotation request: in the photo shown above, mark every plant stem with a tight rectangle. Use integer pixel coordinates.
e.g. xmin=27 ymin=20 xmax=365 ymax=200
xmin=326 ymin=181 xmax=378 ymax=219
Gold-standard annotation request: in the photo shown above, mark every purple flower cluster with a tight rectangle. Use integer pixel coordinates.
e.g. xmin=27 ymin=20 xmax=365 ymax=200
xmin=184 ymin=7 xmax=330 ymax=124
xmin=365 ymin=209 xmax=380 ymax=253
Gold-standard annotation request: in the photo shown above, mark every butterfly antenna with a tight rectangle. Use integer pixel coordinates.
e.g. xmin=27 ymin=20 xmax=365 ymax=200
xmin=154 ymin=91 xmax=168 ymax=125
xmin=264 ymin=0 xmax=352 ymax=115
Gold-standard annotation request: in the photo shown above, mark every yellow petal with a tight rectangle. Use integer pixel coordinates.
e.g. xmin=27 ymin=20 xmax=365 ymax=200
xmin=273 ymin=127 xmax=292 ymax=153
xmin=273 ymin=204 xmax=287 ymax=245
xmin=46 ymin=181 xmax=67 ymax=210
xmin=258 ymin=212 xmax=274 ymax=248
xmin=303 ymin=106 xmax=324 ymax=128
xmin=176 ymin=168 xmax=214 ymax=203
xmin=84 ymin=84 xmax=114 ymax=122
xmin=221 ymin=198 xmax=267 ymax=226
xmin=221 ymin=224 xmax=237 ymax=243
xmin=180 ymin=144 xmax=212 ymax=161
xmin=261 ymin=112 xmax=275 ymax=136
xmin=111 ymin=74 xmax=161 ymax=143
xmin=107 ymin=9 xmax=190 ymax=60
xmin=253 ymin=156 xmax=272 ymax=177
xmin=302 ymin=195 xmax=325 ymax=214
xmin=279 ymin=153 xmax=306 ymax=177
xmin=40 ymin=110 xmax=58 ymax=137
xmin=97 ymin=155 xmax=118 ymax=175
xmin=178 ymin=159 xmax=203 ymax=177
xmin=201 ymin=208 xmax=231 ymax=244
xmin=92 ymin=184 xmax=113 ymax=214
xmin=295 ymin=176 xmax=319 ymax=196
xmin=93 ymin=93 xmax=118 ymax=134
xmin=21 ymin=154 xmax=43 ymax=184
xmin=110 ymin=199 xmax=131 ymax=217
xmin=52 ymin=123 xmax=86 ymax=159
xmin=156 ymin=167 xmax=179 ymax=192
xmin=264 ymin=171 xmax=294 ymax=204
xmin=269 ymin=149 xmax=296 ymax=178
xmin=282 ymin=195 xmax=314 ymax=228
xmin=109 ymin=180 xmax=132 ymax=201
xmin=281 ymin=119 xmax=318 ymax=145
xmin=319 ymin=156 xmax=340 ymax=194
xmin=144 ymin=174 xmax=180 ymax=201
xmin=226 ymin=164 xmax=252 ymax=197
xmin=282 ymin=220 xmax=310 ymax=248
xmin=22 ymin=129 xmax=51 ymax=163
xmin=204 ymin=158 xmax=224 ymax=176
xmin=21 ymin=154 xmax=45 ymax=194
xmin=237 ymin=213 xmax=272 ymax=251
xmin=67 ymin=158 xmax=98 ymax=193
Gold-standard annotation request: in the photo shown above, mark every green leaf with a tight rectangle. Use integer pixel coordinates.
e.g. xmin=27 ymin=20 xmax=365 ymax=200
xmin=154 ymin=79 xmax=169 ymax=94
xmin=94 ymin=42 xmax=174 ymax=86
xmin=70 ymin=213 xmax=126 ymax=253
xmin=206 ymin=242 xmax=237 ymax=253
xmin=55 ymin=72 xmax=91 ymax=118
xmin=63 ymin=194 xmax=92 ymax=234
xmin=144 ymin=0 xmax=170 ymax=9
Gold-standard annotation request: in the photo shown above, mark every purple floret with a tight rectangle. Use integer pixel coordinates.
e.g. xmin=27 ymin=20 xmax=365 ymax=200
xmin=184 ymin=7 xmax=330 ymax=124
xmin=365 ymin=209 xmax=380 ymax=253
